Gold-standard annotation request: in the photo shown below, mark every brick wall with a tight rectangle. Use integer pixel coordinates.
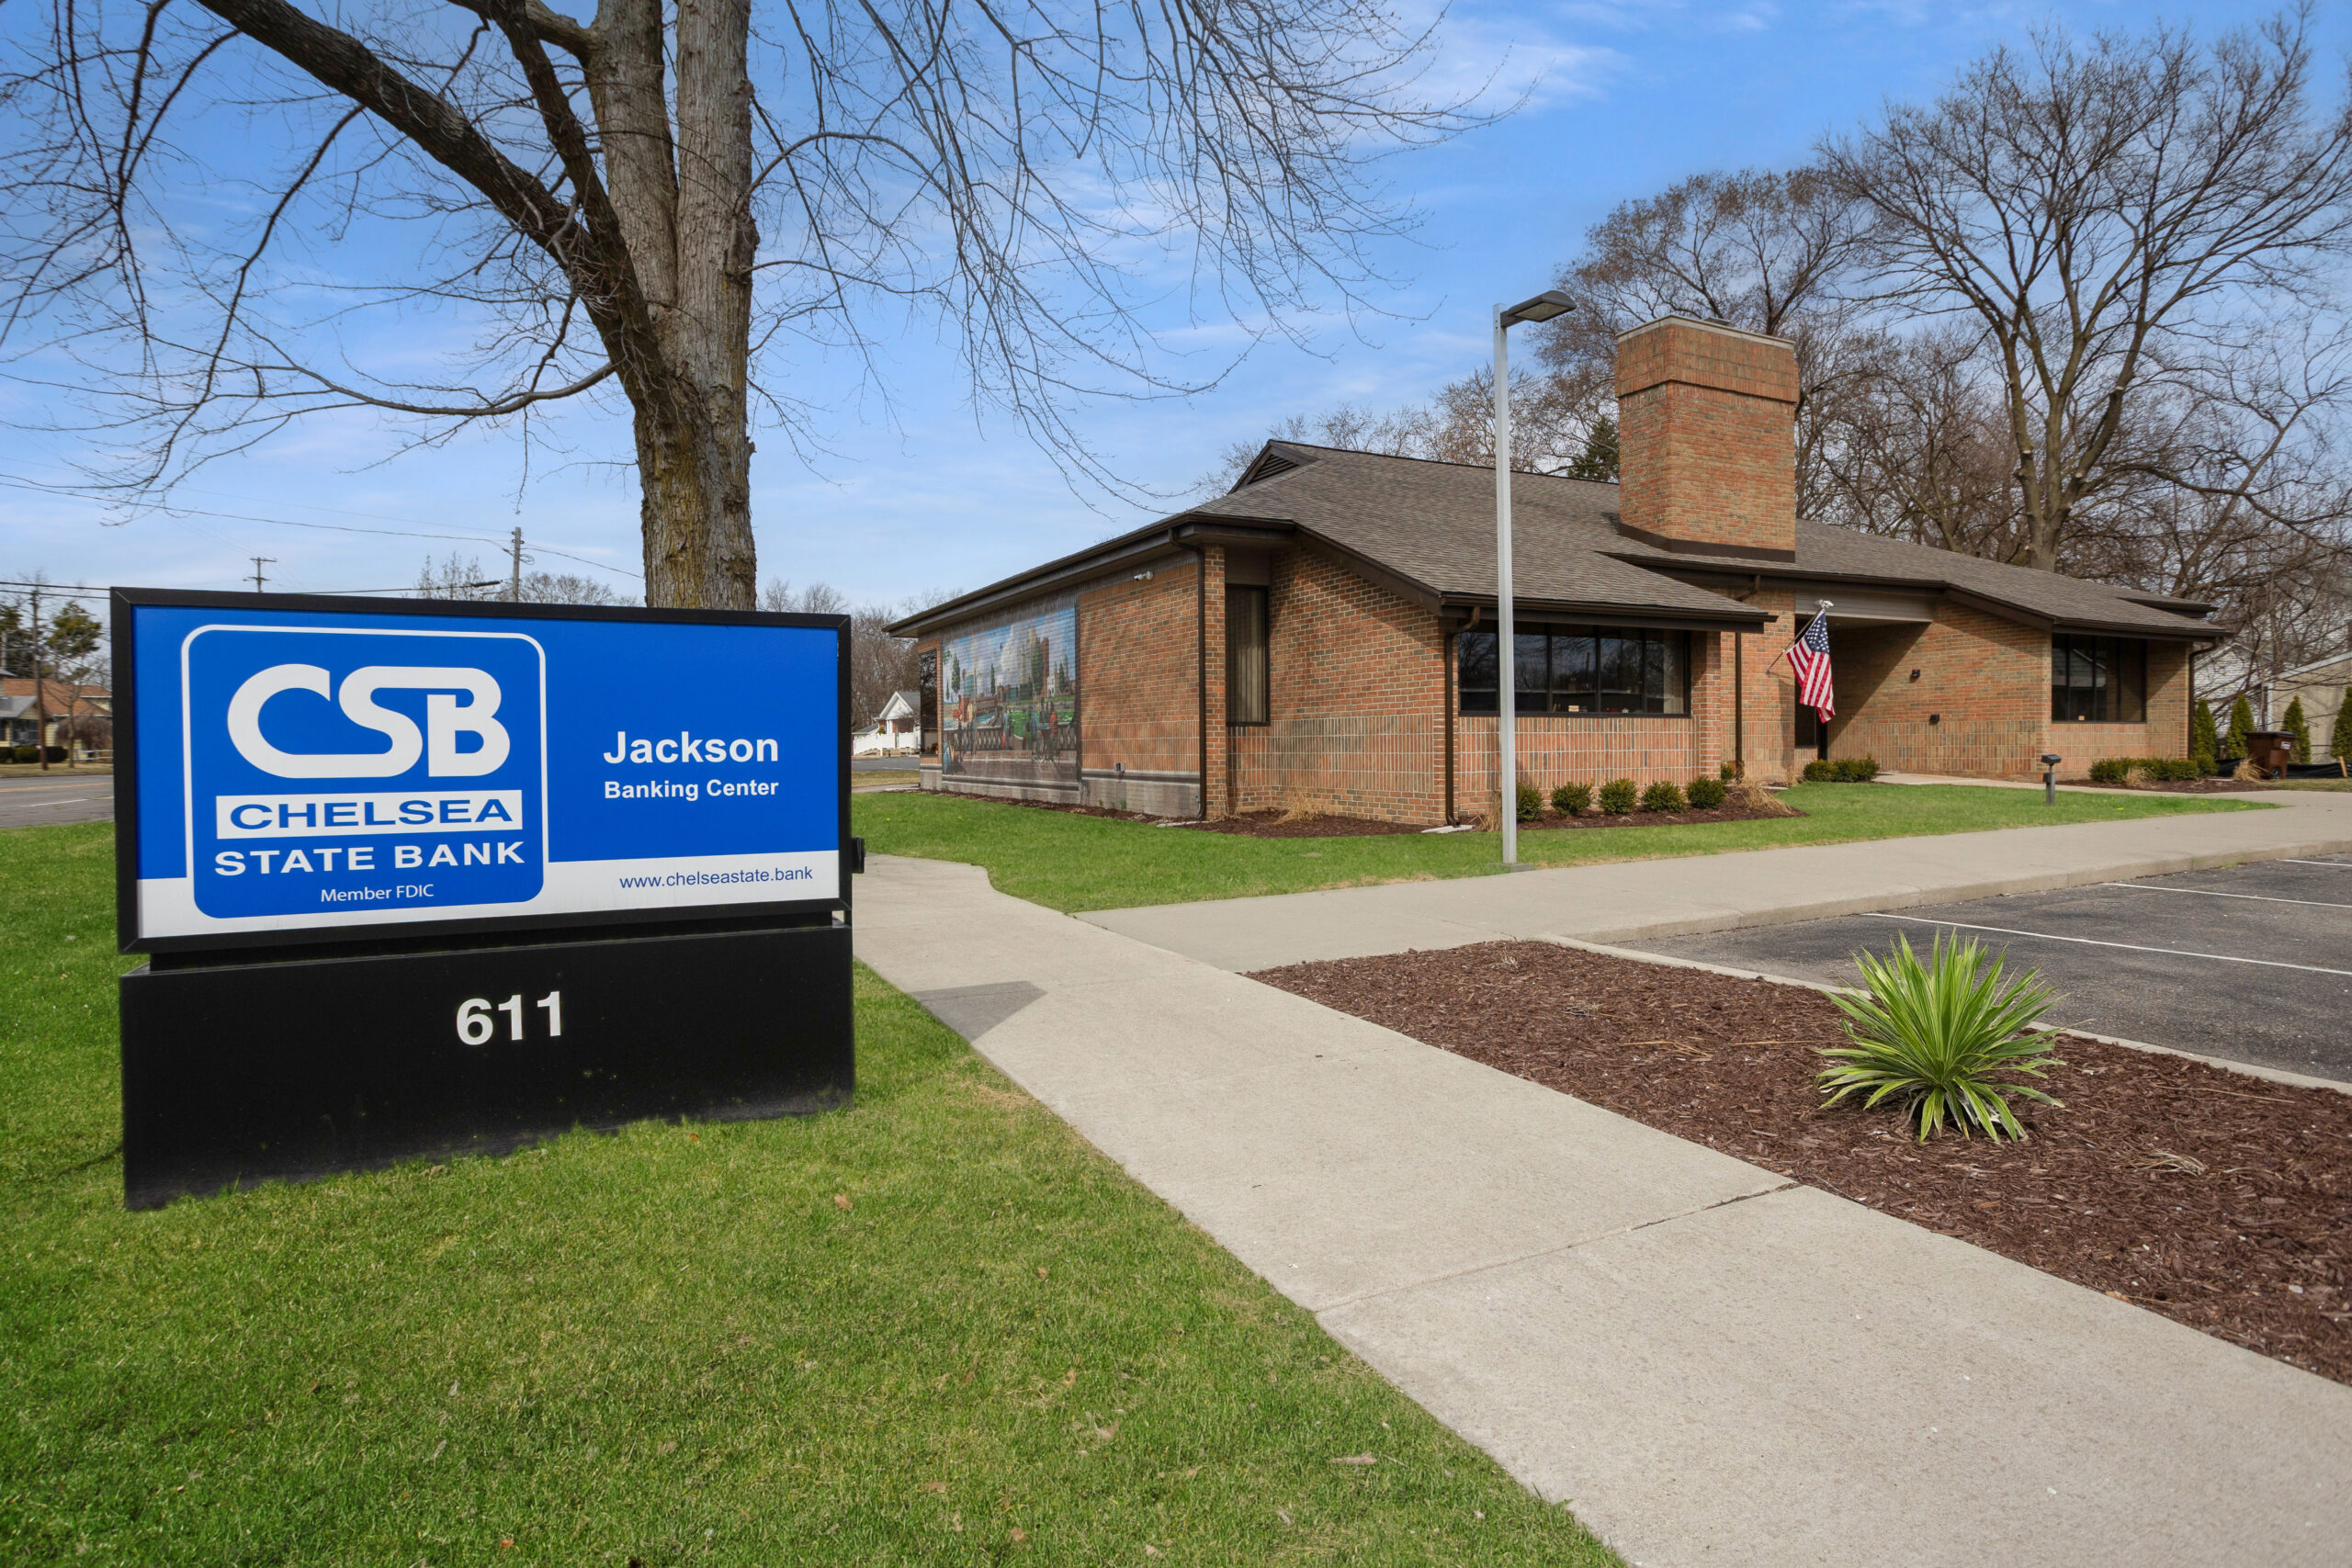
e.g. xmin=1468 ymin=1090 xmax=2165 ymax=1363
xmin=1824 ymin=604 xmax=2047 ymax=777
xmin=2048 ymin=640 xmax=2192 ymax=769
xmin=1615 ymin=318 xmax=1799 ymax=558
xmin=1077 ymin=561 xmax=1202 ymax=816
xmin=1231 ymin=547 xmax=1448 ymax=822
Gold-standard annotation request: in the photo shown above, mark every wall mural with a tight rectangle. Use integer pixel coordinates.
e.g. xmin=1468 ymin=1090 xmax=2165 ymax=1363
xmin=940 ymin=599 xmax=1080 ymax=789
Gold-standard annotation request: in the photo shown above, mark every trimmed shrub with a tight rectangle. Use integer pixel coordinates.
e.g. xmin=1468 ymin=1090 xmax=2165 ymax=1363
xmin=1802 ymin=759 xmax=1838 ymax=783
xmin=2227 ymin=694 xmax=2256 ymax=761
xmin=1686 ymin=776 xmax=1727 ymax=809
xmin=1597 ymin=777 xmax=1638 ymax=815
xmin=1551 ymin=781 xmax=1592 ymax=816
xmin=1816 ymin=932 xmax=2063 ymax=1143
xmin=2191 ymin=699 xmax=2220 ymax=773
xmin=1719 ymin=760 xmax=1738 ymax=781
xmin=8 ymin=745 xmax=33 ymax=764
xmin=1834 ymin=756 xmax=1880 ymax=783
xmin=2285 ymin=696 xmax=2312 ymax=763
xmin=2157 ymin=757 xmax=2201 ymax=782
xmin=2334 ymin=686 xmax=2352 ymax=761
xmin=1639 ymin=780 xmax=1687 ymax=814
xmin=1515 ymin=781 xmax=1544 ymax=822
xmin=2087 ymin=758 xmax=2131 ymax=785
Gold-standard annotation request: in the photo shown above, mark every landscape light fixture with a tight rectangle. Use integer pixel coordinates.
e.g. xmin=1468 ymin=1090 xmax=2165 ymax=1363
xmin=2040 ymin=752 xmax=2064 ymax=806
xmin=1493 ymin=289 xmax=1577 ymax=866
xmin=1500 ymin=290 xmax=1577 ymax=327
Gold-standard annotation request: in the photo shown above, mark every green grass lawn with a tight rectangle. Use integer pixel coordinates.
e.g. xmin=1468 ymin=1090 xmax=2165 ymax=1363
xmin=1 ymin=822 xmax=1611 ymax=1566
xmin=855 ymin=783 xmax=2259 ymax=913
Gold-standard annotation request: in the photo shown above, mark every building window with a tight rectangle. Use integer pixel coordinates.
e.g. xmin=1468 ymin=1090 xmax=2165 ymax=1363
xmin=1227 ymin=586 xmax=1270 ymax=725
xmin=1459 ymin=625 xmax=1690 ymax=716
xmin=2051 ymin=634 xmax=2148 ymax=723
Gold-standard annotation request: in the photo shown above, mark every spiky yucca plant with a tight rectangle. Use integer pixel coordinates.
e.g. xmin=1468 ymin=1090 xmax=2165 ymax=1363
xmin=1816 ymin=934 xmax=2063 ymax=1142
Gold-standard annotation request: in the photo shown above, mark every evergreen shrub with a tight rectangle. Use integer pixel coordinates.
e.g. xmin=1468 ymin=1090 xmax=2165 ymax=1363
xmin=1516 ymin=782 xmax=1544 ymax=822
xmin=1598 ymin=777 xmax=1639 ymax=815
xmin=1802 ymin=759 xmax=1838 ymax=782
xmin=2227 ymin=695 xmax=2256 ymax=760
xmin=1551 ymin=781 xmax=1592 ymax=816
xmin=1686 ymin=776 xmax=1727 ymax=809
xmin=1640 ymin=780 xmax=1687 ymax=813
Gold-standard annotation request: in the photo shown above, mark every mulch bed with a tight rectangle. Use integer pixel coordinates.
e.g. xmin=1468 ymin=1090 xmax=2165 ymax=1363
xmin=1251 ymin=941 xmax=2352 ymax=1384
xmin=922 ymin=793 xmax=1805 ymax=838
xmin=2064 ymin=777 xmax=2276 ymax=794
xmin=1518 ymin=798 xmax=1803 ymax=831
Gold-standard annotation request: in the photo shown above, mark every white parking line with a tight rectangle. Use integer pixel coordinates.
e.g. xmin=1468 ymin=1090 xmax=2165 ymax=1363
xmin=2101 ymin=882 xmax=2352 ymax=911
xmin=2283 ymin=859 xmax=2352 ymax=869
xmin=1859 ymin=912 xmax=2352 ymax=979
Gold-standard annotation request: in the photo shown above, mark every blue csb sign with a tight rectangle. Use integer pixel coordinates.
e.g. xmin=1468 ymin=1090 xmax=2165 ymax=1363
xmin=187 ymin=626 xmax=548 ymax=919
xmin=118 ymin=592 xmax=846 ymax=951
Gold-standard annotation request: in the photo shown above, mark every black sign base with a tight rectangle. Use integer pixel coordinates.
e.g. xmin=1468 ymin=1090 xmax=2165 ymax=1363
xmin=120 ymin=923 xmax=852 ymax=1209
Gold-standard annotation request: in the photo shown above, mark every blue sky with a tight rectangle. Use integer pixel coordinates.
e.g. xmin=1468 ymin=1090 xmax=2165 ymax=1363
xmin=5 ymin=0 xmax=2342 ymax=614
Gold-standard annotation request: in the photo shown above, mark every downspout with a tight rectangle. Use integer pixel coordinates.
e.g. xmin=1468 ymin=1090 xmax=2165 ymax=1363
xmin=1195 ymin=547 xmax=1209 ymax=820
xmin=1451 ymin=606 xmax=1482 ymax=823
xmin=2188 ymin=644 xmax=2197 ymax=760
xmin=1731 ymin=575 xmax=1761 ymax=778
xmin=1443 ymin=626 xmax=1457 ymax=825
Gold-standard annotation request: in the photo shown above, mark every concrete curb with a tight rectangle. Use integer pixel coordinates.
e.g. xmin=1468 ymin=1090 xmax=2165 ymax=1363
xmin=1544 ymin=934 xmax=2352 ymax=1098
xmin=1569 ymin=834 xmax=2352 ymax=946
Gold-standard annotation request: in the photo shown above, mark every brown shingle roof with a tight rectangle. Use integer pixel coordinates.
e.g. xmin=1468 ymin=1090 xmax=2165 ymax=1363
xmin=1197 ymin=443 xmax=2215 ymax=638
xmin=890 ymin=440 xmax=2218 ymax=640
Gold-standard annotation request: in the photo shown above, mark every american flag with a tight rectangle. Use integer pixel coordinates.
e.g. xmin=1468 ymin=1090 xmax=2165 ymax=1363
xmin=1788 ymin=608 xmax=1835 ymax=719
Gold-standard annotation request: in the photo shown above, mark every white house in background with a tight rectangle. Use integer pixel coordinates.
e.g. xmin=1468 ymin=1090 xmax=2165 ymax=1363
xmin=2273 ymin=649 xmax=2352 ymax=759
xmin=850 ymin=690 xmax=921 ymax=756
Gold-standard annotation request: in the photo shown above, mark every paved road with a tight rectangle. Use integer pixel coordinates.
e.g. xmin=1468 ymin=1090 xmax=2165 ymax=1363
xmin=0 ymin=773 xmax=114 ymax=828
xmin=1641 ymin=855 xmax=2352 ymax=1085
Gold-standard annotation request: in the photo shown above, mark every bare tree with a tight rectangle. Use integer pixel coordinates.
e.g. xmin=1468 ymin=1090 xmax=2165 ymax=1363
xmin=521 ymin=570 xmax=628 ymax=604
xmin=413 ymin=552 xmax=629 ymax=602
xmin=759 ymin=579 xmax=849 ymax=616
xmin=1 ymin=0 xmax=1491 ymax=609
xmin=413 ymin=554 xmax=505 ymax=601
xmin=1820 ymin=8 xmax=2352 ymax=571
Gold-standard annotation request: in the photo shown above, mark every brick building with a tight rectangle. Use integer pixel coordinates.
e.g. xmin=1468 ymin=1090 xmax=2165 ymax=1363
xmin=890 ymin=316 xmax=2220 ymax=824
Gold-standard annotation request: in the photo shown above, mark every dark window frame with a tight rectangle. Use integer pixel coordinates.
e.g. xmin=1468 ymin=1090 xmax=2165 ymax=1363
xmin=2050 ymin=633 xmax=2149 ymax=724
xmin=1457 ymin=623 xmax=1692 ymax=717
xmin=1226 ymin=584 xmax=1271 ymax=727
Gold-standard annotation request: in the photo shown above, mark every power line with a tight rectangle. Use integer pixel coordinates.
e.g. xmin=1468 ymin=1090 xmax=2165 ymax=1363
xmin=0 ymin=473 xmax=642 ymax=581
xmin=0 ymin=577 xmax=504 ymax=599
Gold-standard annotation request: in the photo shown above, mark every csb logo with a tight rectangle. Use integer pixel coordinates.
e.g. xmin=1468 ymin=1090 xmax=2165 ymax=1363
xmin=185 ymin=626 xmax=546 ymax=920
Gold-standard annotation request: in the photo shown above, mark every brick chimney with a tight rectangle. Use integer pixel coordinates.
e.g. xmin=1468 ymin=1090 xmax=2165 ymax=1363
xmin=1613 ymin=316 xmax=1798 ymax=559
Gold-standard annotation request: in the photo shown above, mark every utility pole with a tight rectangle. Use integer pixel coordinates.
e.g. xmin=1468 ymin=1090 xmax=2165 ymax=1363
xmin=249 ymin=557 xmax=275 ymax=593
xmin=28 ymin=582 xmax=45 ymax=773
xmin=508 ymin=527 xmax=524 ymax=602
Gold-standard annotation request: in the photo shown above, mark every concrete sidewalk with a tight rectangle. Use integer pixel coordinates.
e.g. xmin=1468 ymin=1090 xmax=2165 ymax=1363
xmin=854 ymin=852 xmax=2352 ymax=1568
xmin=1084 ymin=786 xmax=2352 ymax=972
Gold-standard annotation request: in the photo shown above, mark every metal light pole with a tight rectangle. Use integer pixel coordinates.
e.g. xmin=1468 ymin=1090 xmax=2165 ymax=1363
xmin=1493 ymin=290 xmax=1576 ymax=865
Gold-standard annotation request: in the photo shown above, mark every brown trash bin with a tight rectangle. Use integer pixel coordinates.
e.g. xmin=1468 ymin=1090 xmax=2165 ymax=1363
xmin=2244 ymin=729 xmax=2295 ymax=775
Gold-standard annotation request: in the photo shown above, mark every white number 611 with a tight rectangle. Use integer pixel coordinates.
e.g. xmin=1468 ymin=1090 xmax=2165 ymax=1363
xmin=455 ymin=991 xmax=563 ymax=1045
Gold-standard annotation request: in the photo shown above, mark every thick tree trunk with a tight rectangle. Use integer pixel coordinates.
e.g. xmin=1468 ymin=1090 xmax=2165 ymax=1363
xmin=639 ymin=0 xmax=757 ymax=611
xmin=587 ymin=0 xmax=755 ymax=611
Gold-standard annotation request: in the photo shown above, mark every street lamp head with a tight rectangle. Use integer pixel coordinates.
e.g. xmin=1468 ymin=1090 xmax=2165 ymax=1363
xmin=1499 ymin=290 xmax=1577 ymax=328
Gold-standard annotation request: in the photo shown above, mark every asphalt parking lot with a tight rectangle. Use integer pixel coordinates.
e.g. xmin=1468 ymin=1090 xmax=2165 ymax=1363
xmin=1640 ymin=853 xmax=2352 ymax=1086
xmin=0 ymin=772 xmax=114 ymax=828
